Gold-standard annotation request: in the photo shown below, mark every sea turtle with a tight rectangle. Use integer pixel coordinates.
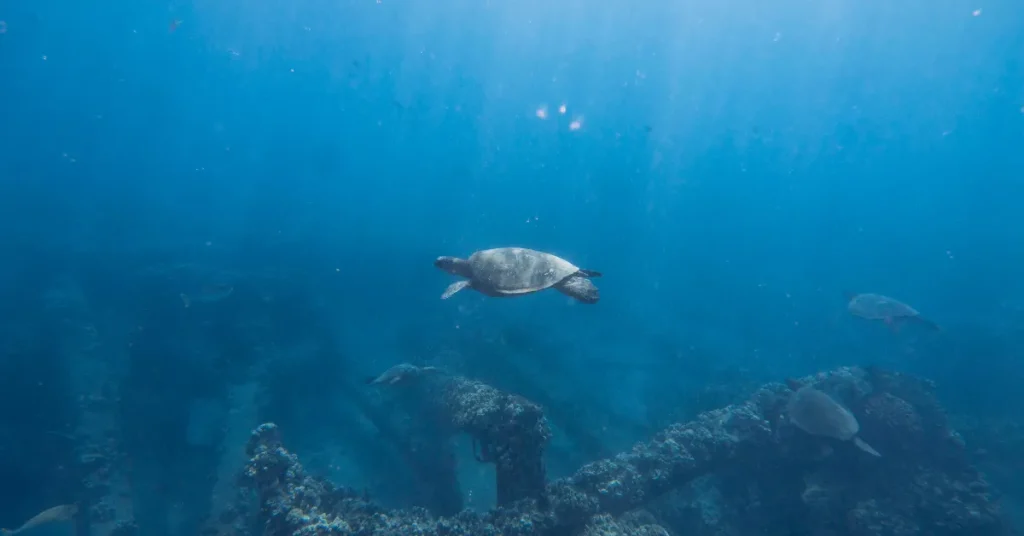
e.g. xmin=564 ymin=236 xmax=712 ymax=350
xmin=2 ymin=504 xmax=78 ymax=535
xmin=365 ymin=363 xmax=440 ymax=386
xmin=786 ymin=384 xmax=881 ymax=457
xmin=434 ymin=247 xmax=601 ymax=304
xmin=845 ymin=292 xmax=939 ymax=332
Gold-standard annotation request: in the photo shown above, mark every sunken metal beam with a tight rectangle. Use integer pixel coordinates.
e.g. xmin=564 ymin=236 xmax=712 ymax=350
xmin=438 ymin=376 xmax=551 ymax=506
xmin=238 ymin=366 xmax=1008 ymax=536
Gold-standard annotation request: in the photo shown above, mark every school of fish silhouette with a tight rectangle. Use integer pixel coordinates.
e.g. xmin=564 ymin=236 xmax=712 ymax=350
xmin=185 ymin=365 xmax=1007 ymax=536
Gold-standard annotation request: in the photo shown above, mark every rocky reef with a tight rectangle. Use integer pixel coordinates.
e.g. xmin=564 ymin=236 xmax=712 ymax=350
xmin=231 ymin=366 xmax=1012 ymax=536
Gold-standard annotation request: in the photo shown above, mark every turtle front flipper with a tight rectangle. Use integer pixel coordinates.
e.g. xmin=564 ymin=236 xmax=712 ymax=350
xmin=441 ymin=280 xmax=471 ymax=299
xmin=853 ymin=436 xmax=881 ymax=457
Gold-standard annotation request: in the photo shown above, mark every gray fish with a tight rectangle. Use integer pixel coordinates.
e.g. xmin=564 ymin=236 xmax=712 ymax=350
xmin=180 ymin=283 xmax=234 ymax=308
xmin=845 ymin=292 xmax=939 ymax=332
xmin=435 ymin=247 xmax=601 ymax=304
xmin=365 ymin=363 xmax=440 ymax=386
xmin=786 ymin=385 xmax=881 ymax=457
xmin=2 ymin=504 xmax=77 ymax=535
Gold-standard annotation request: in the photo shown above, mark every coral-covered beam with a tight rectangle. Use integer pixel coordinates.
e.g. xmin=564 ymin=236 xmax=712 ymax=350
xmin=438 ymin=376 xmax=552 ymax=505
xmin=546 ymin=387 xmax=781 ymax=522
xmin=238 ymin=367 xmax=1005 ymax=536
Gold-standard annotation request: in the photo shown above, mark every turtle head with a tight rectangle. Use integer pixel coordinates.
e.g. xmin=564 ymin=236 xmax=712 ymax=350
xmin=434 ymin=256 xmax=472 ymax=277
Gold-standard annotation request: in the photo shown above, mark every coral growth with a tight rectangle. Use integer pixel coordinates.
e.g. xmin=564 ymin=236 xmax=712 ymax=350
xmin=234 ymin=368 xmax=1012 ymax=536
xmin=440 ymin=376 xmax=551 ymax=506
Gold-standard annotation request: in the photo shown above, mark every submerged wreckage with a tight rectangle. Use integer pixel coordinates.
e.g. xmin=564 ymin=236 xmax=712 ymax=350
xmin=214 ymin=366 xmax=1010 ymax=536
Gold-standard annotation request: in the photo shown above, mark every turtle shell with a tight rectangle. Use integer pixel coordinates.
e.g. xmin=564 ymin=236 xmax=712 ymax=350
xmin=848 ymin=293 xmax=920 ymax=320
xmin=787 ymin=386 xmax=859 ymax=441
xmin=467 ymin=247 xmax=580 ymax=294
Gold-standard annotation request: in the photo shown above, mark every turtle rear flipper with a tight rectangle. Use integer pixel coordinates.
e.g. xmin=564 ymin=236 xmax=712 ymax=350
xmin=441 ymin=280 xmax=471 ymax=299
xmin=555 ymin=276 xmax=599 ymax=304
xmin=911 ymin=315 xmax=941 ymax=331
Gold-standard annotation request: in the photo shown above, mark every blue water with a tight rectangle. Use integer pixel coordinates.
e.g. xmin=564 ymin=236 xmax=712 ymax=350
xmin=0 ymin=0 xmax=1022 ymax=533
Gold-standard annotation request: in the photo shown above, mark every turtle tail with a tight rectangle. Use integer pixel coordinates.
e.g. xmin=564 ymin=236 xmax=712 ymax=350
xmin=578 ymin=269 xmax=602 ymax=278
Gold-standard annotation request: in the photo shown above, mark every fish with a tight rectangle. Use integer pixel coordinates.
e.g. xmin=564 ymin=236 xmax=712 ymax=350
xmin=365 ymin=363 xmax=440 ymax=386
xmin=786 ymin=385 xmax=881 ymax=457
xmin=1 ymin=504 xmax=78 ymax=535
xmin=169 ymin=19 xmax=182 ymax=33
xmin=845 ymin=291 xmax=939 ymax=333
xmin=180 ymin=283 xmax=234 ymax=308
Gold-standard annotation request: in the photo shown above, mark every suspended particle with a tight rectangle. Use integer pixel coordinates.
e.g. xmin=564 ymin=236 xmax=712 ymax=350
xmin=569 ymin=117 xmax=583 ymax=131
xmin=972 ymin=9 xmax=981 ymax=16
xmin=558 ymin=103 xmax=567 ymax=114
xmin=535 ymin=106 xmax=548 ymax=119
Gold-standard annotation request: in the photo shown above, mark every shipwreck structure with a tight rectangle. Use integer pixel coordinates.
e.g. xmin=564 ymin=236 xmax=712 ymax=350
xmin=228 ymin=366 xmax=1009 ymax=536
